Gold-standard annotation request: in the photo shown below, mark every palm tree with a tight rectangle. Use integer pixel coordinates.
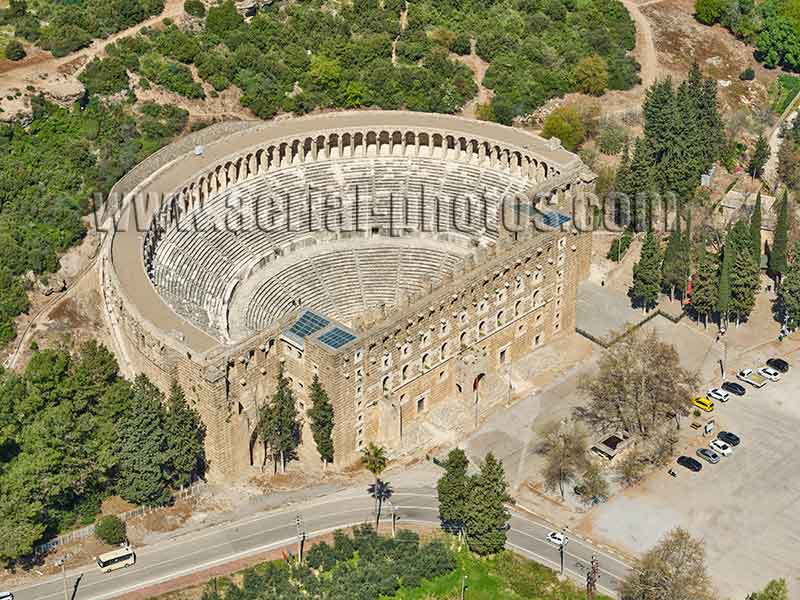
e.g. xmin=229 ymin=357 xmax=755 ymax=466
xmin=367 ymin=479 xmax=394 ymax=531
xmin=361 ymin=443 xmax=387 ymax=479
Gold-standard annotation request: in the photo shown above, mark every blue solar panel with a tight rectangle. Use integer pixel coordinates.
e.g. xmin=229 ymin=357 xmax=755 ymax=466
xmin=318 ymin=327 xmax=357 ymax=349
xmin=288 ymin=311 xmax=330 ymax=339
xmin=542 ymin=212 xmax=571 ymax=227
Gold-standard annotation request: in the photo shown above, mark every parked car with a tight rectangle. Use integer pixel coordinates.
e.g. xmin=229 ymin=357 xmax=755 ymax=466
xmin=547 ymin=531 xmax=565 ymax=546
xmin=709 ymin=439 xmax=732 ymax=456
xmin=0 ymin=592 xmax=14 ymax=600
xmin=737 ymin=368 xmax=767 ymax=388
xmin=696 ymin=448 xmax=721 ymax=464
xmin=758 ymin=366 xmax=781 ymax=382
xmin=717 ymin=431 xmax=741 ymax=447
xmin=721 ymin=381 xmax=746 ymax=396
xmin=677 ymin=456 xmax=703 ymax=472
xmin=692 ymin=396 xmax=714 ymax=412
xmin=707 ymin=388 xmax=730 ymax=403
xmin=766 ymin=358 xmax=789 ymax=373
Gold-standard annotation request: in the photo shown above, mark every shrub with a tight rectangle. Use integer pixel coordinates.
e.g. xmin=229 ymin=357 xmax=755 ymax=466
xmin=184 ymin=0 xmax=206 ymax=17
xmin=541 ymin=105 xmax=586 ymax=151
xmin=574 ymin=54 xmax=609 ymax=96
xmin=598 ymin=122 xmax=627 ymax=155
xmin=607 ymin=229 xmax=633 ymax=261
xmin=739 ymin=67 xmax=755 ymax=80
xmin=95 ymin=515 xmax=126 ymax=545
xmin=79 ymin=57 xmax=130 ymax=95
xmin=451 ymin=33 xmax=471 ymax=55
xmin=4 ymin=40 xmax=26 ymax=61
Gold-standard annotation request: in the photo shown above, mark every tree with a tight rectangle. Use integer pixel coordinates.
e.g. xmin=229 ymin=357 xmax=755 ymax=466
xmin=367 ymin=479 xmax=393 ymax=531
xmin=578 ymin=328 xmax=699 ymax=434
xmin=436 ymin=448 xmax=470 ymax=533
xmin=769 ymin=190 xmax=789 ymax=285
xmin=575 ymin=55 xmax=609 ymax=96
xmin=541 ymin=106 xmax=586 ymax=151
xmin=695 ymin=0 xmax=729 ymax=24
xmin=730 ymin=250 xmax=760 ymax=325
xmin=614 ymin=449 xmax=648 ymax=487
xmin=621 ymin=528 xmax=715 ymax=600
xmin=661 ymin=215 xmax=685 ymax=300
xmin=361 ymin=443 xmax=387 ymax=480
xmin=691 ymin=248 xmax=719 ymax=326
xmin=631 ymin=230 xmax=662 ymax=311
xmin=748 ymin=579 xmax=790 ymax=600
xmin=751 ymin=192 xmax=763 ymax=264
xmin=205 ymin=0 xmax=244 ymax=38
xmin=778 ymin=137 xmax=800 ymax=190
xmin=537 ymin=419 xmax=588 ymax=499
xmin=164 ymin=381 xmax=206 ymax=487
xmin=463 ymin=452 xmax=511 ymax=555
xmin=95 ymin=515 xmax=126 ymax=545
xmin=4 ymin=40 xmax=26 ymax=61
xmin=777 ymin=241 xmax=800 ymax=329
xmin=118 ymin=375 xmax=171 ymax=506
xmin=184 ymin=0 xmax=206 ymax=17
xmin=260 ymin=367 xmax=301 ymax=474
xmin=748 ymin=134 xmax=770 ymax=179
xmin=575 ymin=463 xmax=609 ymax=506
xmin=717 ymin=240 xmax=733 ymax=327
xmin=307 ymin=375 xmax=335 ymax=469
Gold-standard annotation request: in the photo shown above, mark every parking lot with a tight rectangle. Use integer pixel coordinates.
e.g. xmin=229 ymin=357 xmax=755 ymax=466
xmin=584 ymin=340 xmax=800 ymax=599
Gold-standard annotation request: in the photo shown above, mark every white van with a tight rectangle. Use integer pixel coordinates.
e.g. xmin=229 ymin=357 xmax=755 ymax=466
xmin=96 ymin=546 xmax=136 ymax=573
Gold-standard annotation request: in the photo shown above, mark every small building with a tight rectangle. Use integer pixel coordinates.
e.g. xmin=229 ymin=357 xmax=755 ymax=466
xmin=590 ymin=432 xmax=633 ymax=461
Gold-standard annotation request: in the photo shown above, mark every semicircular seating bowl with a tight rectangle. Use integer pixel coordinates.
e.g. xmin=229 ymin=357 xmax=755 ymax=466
xmin=148 ymin=153 xmax=536 ymax=339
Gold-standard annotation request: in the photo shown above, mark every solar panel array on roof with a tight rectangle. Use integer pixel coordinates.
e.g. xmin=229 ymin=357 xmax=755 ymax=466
xmin=542 ymin=212 xmax=571 ymax=227
xmin=318 ymin=326 xmax=357 ymax=349
xmin=288 ymin=311 xmax=330 ymax=339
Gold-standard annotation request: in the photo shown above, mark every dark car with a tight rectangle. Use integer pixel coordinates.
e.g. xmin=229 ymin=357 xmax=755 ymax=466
xmin=717 ymin=431 xmax=741 ymax=447
xmin=677 ymin=456 xmax=703 ymax=472
xmin=721 ymin=381 xmax=746 ymax=396
xmin=766 ymin=358 xmax=790 ymax=373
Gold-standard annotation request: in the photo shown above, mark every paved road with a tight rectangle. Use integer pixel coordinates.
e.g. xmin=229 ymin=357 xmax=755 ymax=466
xmin=11 ymin=487 xmax=630 ymax=599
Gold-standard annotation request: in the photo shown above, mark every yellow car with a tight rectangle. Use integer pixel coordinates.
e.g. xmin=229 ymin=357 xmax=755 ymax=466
xmin=692 ymin=396 xmax=714 ymax=412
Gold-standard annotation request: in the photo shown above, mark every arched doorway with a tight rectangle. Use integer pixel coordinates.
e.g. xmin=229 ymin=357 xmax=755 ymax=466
xmin=472 ymin=373 xmax=486 ymax=428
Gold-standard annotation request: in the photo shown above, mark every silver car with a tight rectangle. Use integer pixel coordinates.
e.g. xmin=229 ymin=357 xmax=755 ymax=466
xmin=696 ymin=448 xmax=720 ymax=464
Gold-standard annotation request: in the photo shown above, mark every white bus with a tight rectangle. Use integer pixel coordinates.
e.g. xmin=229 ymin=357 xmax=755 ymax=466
xmin=96 ymin=547 xmax=136 ymax=573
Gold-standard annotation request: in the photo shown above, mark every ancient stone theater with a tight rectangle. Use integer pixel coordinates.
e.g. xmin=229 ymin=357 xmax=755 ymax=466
xmin=101 ymin=111 xmax=595 ymax=480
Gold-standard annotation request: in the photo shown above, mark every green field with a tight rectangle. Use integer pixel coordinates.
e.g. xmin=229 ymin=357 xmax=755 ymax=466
xmin=393 ymin=547 xmax=613 ymax=600
xmin=771 ymin=75 xmax=800 ymax=115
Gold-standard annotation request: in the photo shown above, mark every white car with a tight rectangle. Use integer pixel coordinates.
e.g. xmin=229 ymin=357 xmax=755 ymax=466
xmin=707 ymin=388 xmax=730 ymax=403
xmin=758 ymin=366 xmax=781 ymax=382
xmin=709 ymin=439 xmax=732 ymax=456
xmin=547 ymin=531 xmax=565 ymax=546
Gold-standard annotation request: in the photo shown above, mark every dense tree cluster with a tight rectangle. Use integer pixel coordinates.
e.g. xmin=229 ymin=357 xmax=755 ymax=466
xmin=436 ymin=449 xmax=512 ymax=555
xmin=616 ymin=65 xmax=724 ymax=209
xmin=0 ymin=0 xmax=164 ymax=58
xmin=0 ymin=98 xmax=188 ymax=345
xmin=695 ymin=0 xmax=800 ymax=71
xmin=0 ymin=342 xmax=205 ymax=563
xmin=201 ymin=525 xmax=456 ymax=600
xmin=778 ymin=117 xmax=800 ymax=190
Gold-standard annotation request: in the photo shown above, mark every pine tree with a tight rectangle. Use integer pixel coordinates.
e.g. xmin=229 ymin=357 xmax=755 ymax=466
xmin=717 ymin=242 xmax=733 ymax=327
xmin=727 ymin=219 xmax=753 ymax=259
xmin=436 ymin=448 xmax=470 ymax=534
xmin=748 ymin=134 xmax=770 ymax=179
xmin=662 ymin=214 xmax=683 ymax=300
xmin=164 ymin=381 xmax=206 ymax=487
xmin=769 ymin=190 xmax=789 ymax=285
xmin=691 ymin=248 xmax=719 ymax=327
xmin=778 ymin=242 xmax=800 ymax=329
xmin=730 ymin=250 xmax=760 ymax=325
xmin=463 ymin=453 xmax=511 ymax=556
xmin=118 ymin=375 xmax=171 ymax=506
xmin=308 ymin=375 xmax=335 ymax=469
xmin=750 ymin=192 xmax=763 ymax=264
xmin=632 ymin=231 xmax=662 ymax=311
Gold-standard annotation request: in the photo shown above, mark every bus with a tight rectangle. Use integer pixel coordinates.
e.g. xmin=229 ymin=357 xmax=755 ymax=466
xmin=96 ymin=546 xmax=136 ymax=573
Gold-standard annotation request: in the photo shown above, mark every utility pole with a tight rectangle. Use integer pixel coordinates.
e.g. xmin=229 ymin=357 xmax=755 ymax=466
xmin=388 ymin=500 xmax=398 ymax=538
xmin=559 ymin=528 xmax=569 ymax=576
xmin=56 ymin=555 xmax=69 ymax=600
xmin=295 ymin=514 xmax=306 ymax=565
xmin=460 ymin=574 xmax=468 ymax=600
xmin=586 ymin=554 xmax=599 ymax=600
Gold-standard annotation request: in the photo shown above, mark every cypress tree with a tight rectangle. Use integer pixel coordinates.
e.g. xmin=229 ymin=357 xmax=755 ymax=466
xmin=463 ymin=453 xmax=511 ymax=556
xmin=730 ymin=250 xmax=760 ymax=326
xmin=691 ymin=248 xmax=719 ymax=327
xmin=256 ymin=399 xmax=279 ymax=473
xmin=769 ymin=190 xmax=789 ymax=285
xmin=750 ymin=192 xmax=762 ymax=264
xmin=727 ymin=219 xmax=753 ymax=259
xmin=717 ymin=242 xmax=733 ymax=327
xmin=436 ymin=448 xmax=470 ymax=534
xmin=118 ymin=375 xmax=171 ymax=506
xmin=308 ymin=375 xmax=335 ymax=469
xmin=749 ymin=135 xmax=770 ymax=179
xmin=164 ymin=381 xmax=206 ymax=487
xmin=273 ymin=367 xmax=300 ymax=473
xmin=632 ymin=231 xmax=662 ymax=311
xmin=662 ymin=214 xmax=683 ymax=300
xmin=778 ymin=241 xmax=800 ymax=329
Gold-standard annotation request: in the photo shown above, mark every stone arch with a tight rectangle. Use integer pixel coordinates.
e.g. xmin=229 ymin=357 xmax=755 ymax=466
xmin=473 ymin=372 xmax=486 ymax=405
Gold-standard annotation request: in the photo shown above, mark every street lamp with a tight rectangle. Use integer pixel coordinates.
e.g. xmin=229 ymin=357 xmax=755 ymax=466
xmin=559 ymin=528 xmax=570 ymax=576
xmin=460 ymin=574 xmax=468 ymax=600
xmin=55 ymin=555 xmax=71 ymax=600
